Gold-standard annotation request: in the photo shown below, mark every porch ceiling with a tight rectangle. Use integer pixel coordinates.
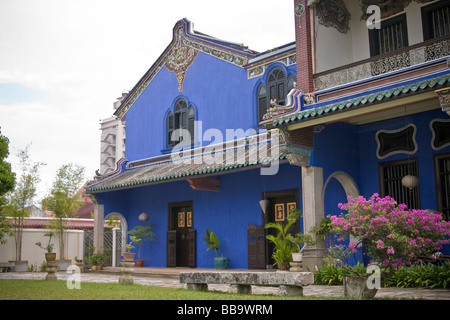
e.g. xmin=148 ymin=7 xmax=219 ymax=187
xmin=341 ymin=97 xmax=441 ymax=126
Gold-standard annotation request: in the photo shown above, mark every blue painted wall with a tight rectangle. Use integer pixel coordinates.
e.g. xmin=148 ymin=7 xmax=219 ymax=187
xmin=125 ymin=51 xmax=296 ymax=162
xmin=96 ymin=163 xmax=303 ymax=268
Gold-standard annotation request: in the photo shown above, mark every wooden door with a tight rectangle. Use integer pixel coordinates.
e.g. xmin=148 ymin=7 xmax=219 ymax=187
xmin=167 ymin=202 xmax=195 ymax=268
xmin=263 ymin=189 xmax=299 ymax=269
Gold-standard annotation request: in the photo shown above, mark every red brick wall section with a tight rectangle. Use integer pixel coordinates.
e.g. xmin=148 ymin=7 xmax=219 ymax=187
xmin=294 ymin=0 xmax=314 ymax=93
xmin=289 ymin=127 xmax=314 ymax=148
xmin=291 ymin=0 xmax=314 ymax=149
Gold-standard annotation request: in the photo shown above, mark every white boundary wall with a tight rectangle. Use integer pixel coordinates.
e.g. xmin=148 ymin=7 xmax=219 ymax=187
xmin=0 ymin=228 xmax=84 ymax=268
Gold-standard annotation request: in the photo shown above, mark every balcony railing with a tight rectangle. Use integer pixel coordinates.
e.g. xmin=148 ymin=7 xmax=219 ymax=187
xmin=313 ymin=35 xmax=450 ymax=92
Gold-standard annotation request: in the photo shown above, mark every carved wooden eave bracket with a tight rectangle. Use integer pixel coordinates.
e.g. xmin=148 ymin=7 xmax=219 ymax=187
xmin=435 ymin=87 xmax=450 ymax=116
xmin=186 ymin=177 xmax=220 ymax=192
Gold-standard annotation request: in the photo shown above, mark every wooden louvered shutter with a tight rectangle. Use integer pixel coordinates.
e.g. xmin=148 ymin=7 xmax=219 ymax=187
xmin=167 ymin=112 xmax=174 ymax=147
xmin=167 ymin=230 xmax=177 ymax=267
xmin=188 ymin=106 xmax=195 ymax=143
xmin=257 ymin=85 xmax=267 ymax=123
xmin=188 ymin=230 xmax=196 ymax=268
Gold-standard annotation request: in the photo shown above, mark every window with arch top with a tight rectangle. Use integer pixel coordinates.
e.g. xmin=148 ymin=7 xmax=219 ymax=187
xmin=257 ymin=67 xmax=295 ymax=123
xmin=166 ymin=98 xmax=195 ymax=148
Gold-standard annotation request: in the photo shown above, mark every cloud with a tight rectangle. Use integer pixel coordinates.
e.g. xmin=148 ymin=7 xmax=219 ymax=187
xmin=0 ymin=0 xmax=295 ymax=205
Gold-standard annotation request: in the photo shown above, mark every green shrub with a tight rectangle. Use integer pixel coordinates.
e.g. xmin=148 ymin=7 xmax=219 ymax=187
xmin=314 ymin=263 xmax=366 ymax=285
xmin=314 ymin=261 xmax=450 ymax=289
xmin=383 ymin=262 xmax=450 ymax=289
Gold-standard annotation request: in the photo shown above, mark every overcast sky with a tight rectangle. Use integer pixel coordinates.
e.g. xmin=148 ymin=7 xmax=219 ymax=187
xmin=0 ymin=0 xmax=295 ymax=203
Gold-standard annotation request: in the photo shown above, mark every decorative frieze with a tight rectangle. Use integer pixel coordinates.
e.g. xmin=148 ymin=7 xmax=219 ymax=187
xmin=247 ymin=53 xmax=296 ymax=79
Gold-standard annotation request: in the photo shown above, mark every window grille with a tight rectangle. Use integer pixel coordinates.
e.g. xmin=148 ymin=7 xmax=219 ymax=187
xmin=435 ymin=154 xmax=450 ymax=221
xmin=369 ymin=14 xmax=408 ymax=57
xmin=423 ymin=1 xmax=450 ymax=40
xmin=379 ymin=159 xmax=420 ymax=210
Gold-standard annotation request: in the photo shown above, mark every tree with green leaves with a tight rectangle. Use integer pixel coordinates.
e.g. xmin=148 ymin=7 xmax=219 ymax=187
xmin=43 ymin=163 xmax=85 ymax=260
xmin=265 ymin=209 xmax=301 ymax=270
xmin=0 ymin=128 xmax=16 ymax=244
xmin=8 ymin=145 xmax=45 ymax=261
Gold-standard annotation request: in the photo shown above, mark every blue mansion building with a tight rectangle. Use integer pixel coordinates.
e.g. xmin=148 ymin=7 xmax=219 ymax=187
xmin=88 ymin=0 xmax=450 ymax=270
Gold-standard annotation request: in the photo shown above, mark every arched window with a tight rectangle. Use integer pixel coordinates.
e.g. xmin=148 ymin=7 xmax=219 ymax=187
xmin=167 ymin=99 xmax=195 ymax=148
xmin=257 ymin=67 xmax=296 ymax=123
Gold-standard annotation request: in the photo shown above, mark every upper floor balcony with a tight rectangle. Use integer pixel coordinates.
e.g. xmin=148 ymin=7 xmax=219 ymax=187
xmin=311 ymin=0 xmax=450 ymax=96
xmin=314 ymin=34 xmax=450 ymax=93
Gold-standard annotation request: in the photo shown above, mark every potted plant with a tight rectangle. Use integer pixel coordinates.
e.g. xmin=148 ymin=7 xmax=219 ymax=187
xmin=86 ymin=246 xmax=110 ymax=270
xmin=35 ymin=231 xmax=56 ymax=262
xmin=328 ymin=193 xmax=450 ymax=298
xmin=127 ymin=223 xmax=155 ymax=267
xmin=290 ymin=232 xmax=315 ymax=263
xmin=123 ymin=236 xmax=136 ymax=262
xmin=74 ymin=256 xmax=84 ymax=272
xmin=265 ymin=209 xmax=301 ymax=270
xmin=203 ymin=229 xmax=229 ymax=269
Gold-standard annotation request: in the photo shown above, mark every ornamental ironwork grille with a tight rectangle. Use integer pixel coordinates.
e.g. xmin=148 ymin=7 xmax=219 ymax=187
xmin=434 ymin=153 xmax=450 ymax=222
xmin=378 ymin=158 xmax=420 ymax=210
xmin=370 ymin=14 xmax=408 ymax=57
xmin=423 ymin=1 xmax=450 ymax=40
xmin=83 ymin=229 xmax=122 ymax=267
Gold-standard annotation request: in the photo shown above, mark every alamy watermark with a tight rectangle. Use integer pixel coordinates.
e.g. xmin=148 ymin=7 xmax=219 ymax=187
xmin=367 ymin=5 xmax=381 ymax=30
xmin=366 ymin=265 xmax=381 ymax=290
xmin=169 ymin=121 xmax=281 ymax=176
xmin=66 ymin=265 xmax=81 ymax=290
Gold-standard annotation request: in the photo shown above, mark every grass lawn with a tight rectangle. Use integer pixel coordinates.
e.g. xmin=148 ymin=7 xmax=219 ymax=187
xmin=0 ymin=279 xmax=349 ymax=300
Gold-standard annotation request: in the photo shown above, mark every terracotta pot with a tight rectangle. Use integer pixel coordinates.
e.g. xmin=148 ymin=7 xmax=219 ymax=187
xmin=122 ymin=252 xmax=135 ymax=261
xmin=135 ymin=259 xmax=144 ymax=268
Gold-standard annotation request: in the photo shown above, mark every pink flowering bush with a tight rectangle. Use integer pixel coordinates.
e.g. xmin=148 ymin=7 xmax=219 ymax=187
xmin=329 ymin=194 xmax=450 ymax=274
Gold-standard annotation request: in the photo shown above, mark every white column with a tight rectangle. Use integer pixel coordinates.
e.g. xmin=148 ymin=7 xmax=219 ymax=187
xmin=112 ymin=227 xmax=120 ymax=267
xmin=93 ymin=203 xmax=104 ymax=253
xmin=301 ymin=166 xmax=326 ymax=271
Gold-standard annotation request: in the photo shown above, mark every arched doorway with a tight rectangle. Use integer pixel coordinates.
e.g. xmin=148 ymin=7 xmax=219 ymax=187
xmin=322 ymin=171 xmax=361 ymax=264
xmin=104 ymin=212 xmax=128 ymax=265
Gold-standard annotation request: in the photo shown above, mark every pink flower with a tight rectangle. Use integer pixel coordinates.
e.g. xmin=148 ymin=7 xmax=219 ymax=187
xmin=387 ymin=248 xmax=395 ymax=255
xmin=376 ymin=240 xmax=385 ymax=249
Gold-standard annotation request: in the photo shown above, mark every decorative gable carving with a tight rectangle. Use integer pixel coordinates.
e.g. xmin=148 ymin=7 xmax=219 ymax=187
xmin=165 ymin=27 xmax=199 ymax=92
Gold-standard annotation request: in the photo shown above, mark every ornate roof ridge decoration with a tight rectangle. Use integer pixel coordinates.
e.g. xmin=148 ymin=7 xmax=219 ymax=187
xmin=268 ymin=70 xmax=450 ymax=127
xmin=114 ymin=18 xmax=258 ymax=119
xmin=260 ymin=88 xmax=316 ymax=124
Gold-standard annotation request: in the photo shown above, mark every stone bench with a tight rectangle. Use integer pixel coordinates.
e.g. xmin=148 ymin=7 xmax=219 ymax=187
xmin=179 ymin=271 xmax=314 ymax=296
xmin=0 ymin=262 xmax=14 ymax=272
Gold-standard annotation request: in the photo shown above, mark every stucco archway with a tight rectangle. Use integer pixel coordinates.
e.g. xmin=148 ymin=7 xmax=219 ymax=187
xmin=105 ymin=212 xmax=128 ymax=253
xmin=322 ymin=171 xmax=360 ymax=202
